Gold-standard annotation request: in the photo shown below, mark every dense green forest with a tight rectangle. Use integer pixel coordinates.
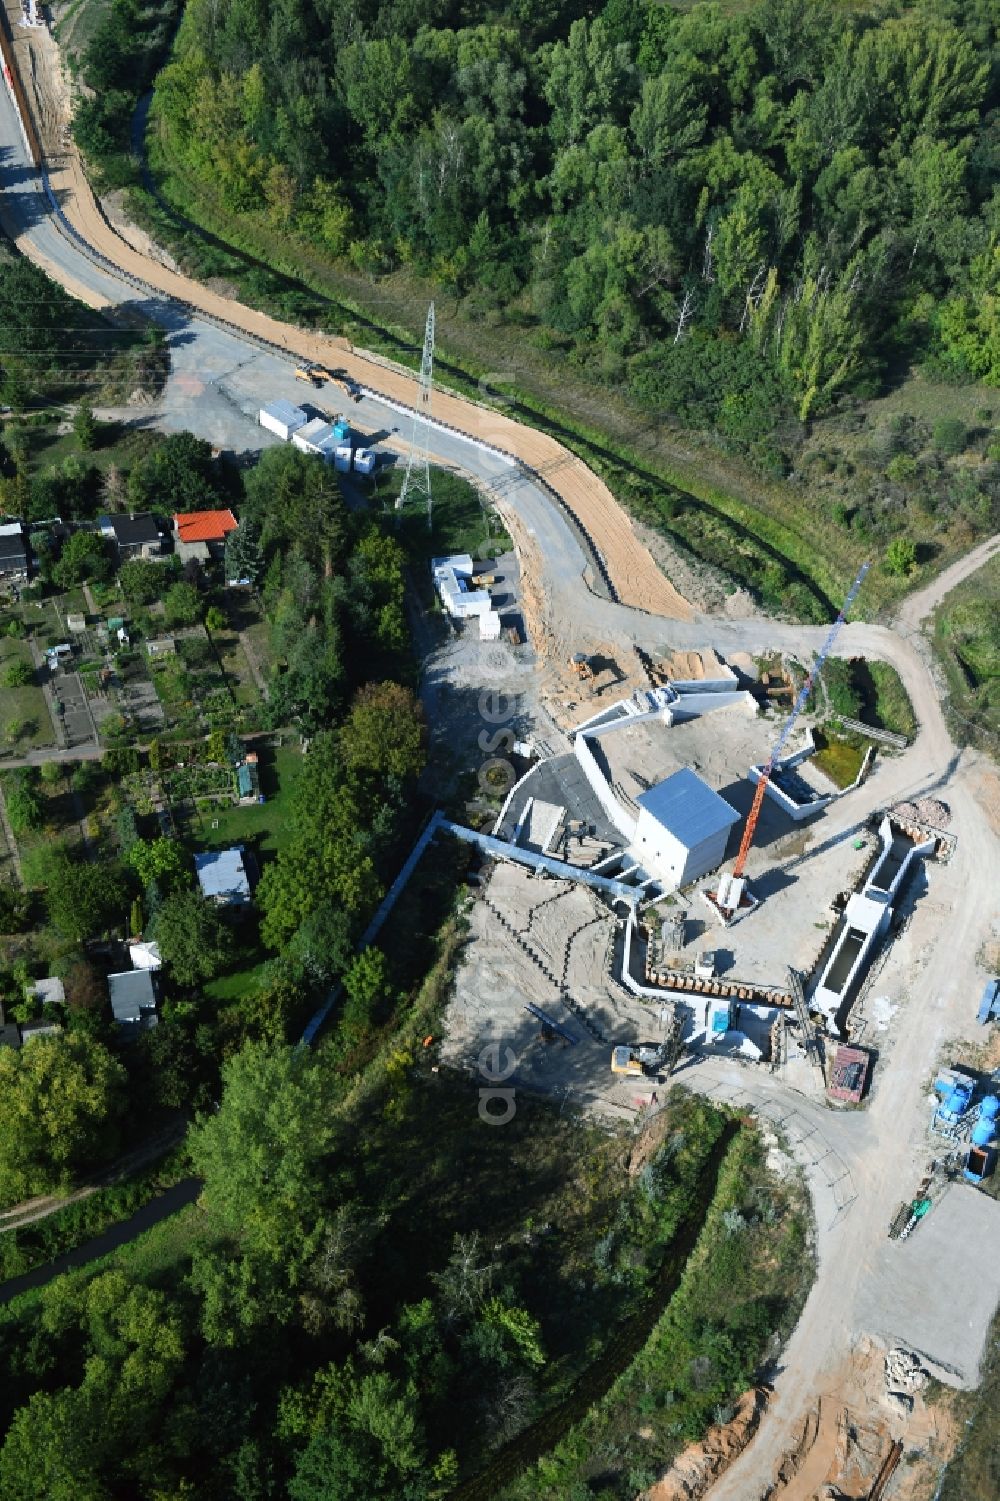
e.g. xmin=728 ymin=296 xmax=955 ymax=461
xmin=146 ymin=0 xmax=1000 ymax=458
xmin=0 ymin=1073 xmax=809 ymax=1498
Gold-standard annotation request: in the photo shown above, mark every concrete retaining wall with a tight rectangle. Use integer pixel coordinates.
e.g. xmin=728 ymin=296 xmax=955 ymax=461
xmin=749 ymin=733 xmax=836 ymax=822
xmin=574 ymin=733 xmax=637 ymax=841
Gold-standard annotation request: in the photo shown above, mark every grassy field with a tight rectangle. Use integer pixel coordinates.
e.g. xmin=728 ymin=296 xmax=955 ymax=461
xmin=932 ymin=558 xmax=1000 ymax=753
xmin=865 ymin=371 xmax=999 ymax=428
xmin=861 ymin=660 xmax=918 ymax=739
xmin=813 ymin=730 xmax=867 ymax=788
xmin=180 ymin=744 xmax=303 ymax=857
xmin=53 ymin=0 xmax=113 ymax=65
xmin=185 ymin=744 xmax=304 ymax=1008
xmin=0 ymin=639 xmax=53 ymax=752
xmin=394 ymin=467 xmax=512 ymax=564
xmin=17 ymin=413 xmax=160 ymax=478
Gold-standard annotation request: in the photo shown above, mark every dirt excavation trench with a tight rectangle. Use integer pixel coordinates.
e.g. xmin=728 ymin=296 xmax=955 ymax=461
xmin=1 ymin=5 xmax=691 ymax=623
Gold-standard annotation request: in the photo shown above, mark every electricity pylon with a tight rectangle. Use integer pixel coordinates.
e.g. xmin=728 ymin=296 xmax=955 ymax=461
xmin=396 ymin=302 xmax=435 ymax=528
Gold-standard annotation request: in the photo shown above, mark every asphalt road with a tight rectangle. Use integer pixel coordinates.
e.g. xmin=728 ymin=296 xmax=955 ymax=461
xmin=0 ymin=85 xmax=601 ymax=606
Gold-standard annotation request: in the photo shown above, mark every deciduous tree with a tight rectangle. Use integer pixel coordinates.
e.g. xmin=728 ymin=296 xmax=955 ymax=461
xmin=340 ymin=682 xmax=426 ymax=782
xmin=0 ymin=1033 xmax=127 ymax=1204
xmin=151 ymin=889 xmax=232 ymax=987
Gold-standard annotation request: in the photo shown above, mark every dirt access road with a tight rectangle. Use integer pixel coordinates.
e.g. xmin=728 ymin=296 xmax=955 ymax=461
xmin=703 ymin=559 xmax=1000 ymax=1501
xmin=0 ymin=8 xmax=689 ymax=622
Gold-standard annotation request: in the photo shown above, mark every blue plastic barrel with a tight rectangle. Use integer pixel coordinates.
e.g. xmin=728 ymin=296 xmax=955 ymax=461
xmin=980 ymin=1095 xmax=1000 ymax=1121
xmin=973 ymin=1118 xmax=995 ymax=1147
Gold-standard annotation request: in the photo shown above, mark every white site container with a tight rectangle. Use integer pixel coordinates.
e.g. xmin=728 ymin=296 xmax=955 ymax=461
xmin=259 ymin=400 xmax=308 ymax=441
xmin=353 ymin=448 xmax=376 ymax=475
xmin=292 ymin=418 xmax=337 ymax=456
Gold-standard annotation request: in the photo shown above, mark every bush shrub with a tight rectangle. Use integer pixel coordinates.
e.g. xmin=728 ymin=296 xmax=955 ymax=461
xmin=932 ymin=418 xmax=968 ymax=455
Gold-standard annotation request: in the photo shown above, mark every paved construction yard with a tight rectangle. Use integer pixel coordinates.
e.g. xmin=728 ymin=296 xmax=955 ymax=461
xmin=855 ymin=1187 xmax=1000 ymax=1384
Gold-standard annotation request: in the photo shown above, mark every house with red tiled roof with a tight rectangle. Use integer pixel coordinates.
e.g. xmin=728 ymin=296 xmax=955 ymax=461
xmin=173 ymin=509 xmax=238 ymax=564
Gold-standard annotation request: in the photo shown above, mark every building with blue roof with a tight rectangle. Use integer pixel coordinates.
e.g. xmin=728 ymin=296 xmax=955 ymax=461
xmin=633 ymin=768 xmax=740 ymax=889
xmin=194 ymin=846 xmax=252 ymax=906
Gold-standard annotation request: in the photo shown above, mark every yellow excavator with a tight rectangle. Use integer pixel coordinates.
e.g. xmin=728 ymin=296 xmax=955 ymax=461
xmin=295 ymin=363 xmax=362 ymax=401
xmin=295 ymin=363 xmax=326 ymax=388
xmin=611 ymin=1044 xmax=668 ymax=1077
xmin=331 ymin=371 xmax=362 ymax=403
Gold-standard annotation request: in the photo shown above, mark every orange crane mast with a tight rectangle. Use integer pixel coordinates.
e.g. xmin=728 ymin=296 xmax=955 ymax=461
xmin=729 ymin=561 xmax=871 ymax=889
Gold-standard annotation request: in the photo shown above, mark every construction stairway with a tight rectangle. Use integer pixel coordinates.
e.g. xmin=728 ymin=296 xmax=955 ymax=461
xmin=787 ymin=966 xmax=827 ymax=1086
xmin=481 ymin=894 xmax=607 ymax=1044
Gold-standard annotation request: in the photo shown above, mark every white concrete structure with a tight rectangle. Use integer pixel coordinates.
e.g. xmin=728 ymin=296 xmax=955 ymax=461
xmin=633 ymin=769 xmax=740 ymax=888
xmin=259 ymin=400 xmax=308 ymax=441
xmin=353 ymin=448 xmax=376 ymax=475
xmin=432 ymin=554 xmax=492 ymax=620
xmin=572 ymin=677 xmax=755 ymax=739
xmin=567 ymin=677 xmax=756 ymax=879
xmin=749 ymin=731 xmax=836 ymax=822
xmin=812 ymin=815 xmax=936 ymax=1031
xmin=128 ymin=941 xmax=163 ymax=971
xmin=292 ymin=417 xmax=337 ymax=456
xmin=333 ymin=445 xmax=353 ymax=472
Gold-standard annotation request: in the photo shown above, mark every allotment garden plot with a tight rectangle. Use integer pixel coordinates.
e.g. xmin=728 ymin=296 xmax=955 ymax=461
xmin=91 ymin=626 xmax=264 ymax=742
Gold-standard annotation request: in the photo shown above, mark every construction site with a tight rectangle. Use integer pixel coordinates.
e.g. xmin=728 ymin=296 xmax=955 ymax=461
xmin=447 ymin=573 xmax=942 ymax=1083
xmin=438 ymin=566 xmax=1000 ymax=1501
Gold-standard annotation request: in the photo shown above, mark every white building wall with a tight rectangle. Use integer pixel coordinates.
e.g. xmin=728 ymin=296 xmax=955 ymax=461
xmin=573 ymin=734 xmax=637 ymax=841
xmin=259 ymin=405 xmax=307 ymax=441
xmin=632 ymin=810 xmax=731 ymax=888
xmin=450 ymin=589 xmax=492 ymax=619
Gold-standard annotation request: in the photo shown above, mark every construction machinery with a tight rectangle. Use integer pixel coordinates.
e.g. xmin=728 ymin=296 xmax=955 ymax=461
xmin=711 ymin=561 xmax=870 ymax=922
xmin=328 ymin=370 xmax=362 ymax=403
xmin=295 ymin=363 xmax=326 ymax=388
xmin=888 ymin=1159 xmax=951 ymax=1239
xmin=611 ymin=1005 xmax=684 ymax=1079
xmin=611 ymin=1044 xmax=668 ymax=1077
xmin=569 ymin=652 xmax=593 ymax=681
